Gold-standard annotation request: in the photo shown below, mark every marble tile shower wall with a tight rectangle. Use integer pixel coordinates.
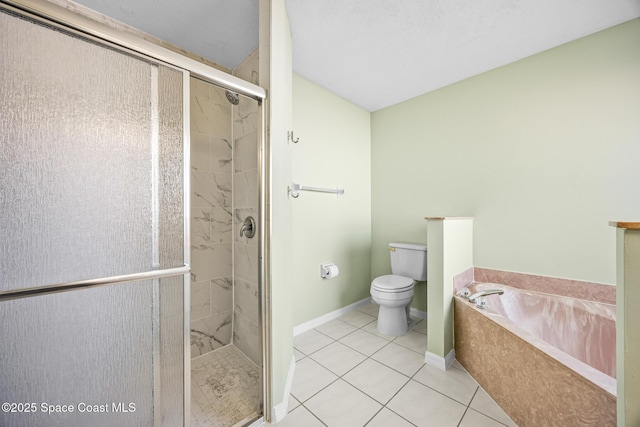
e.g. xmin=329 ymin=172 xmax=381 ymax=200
xmin=232 ymin=50 xmax=261 ymax=365
xmin=190 ymin=77 xmax=234 ymax=358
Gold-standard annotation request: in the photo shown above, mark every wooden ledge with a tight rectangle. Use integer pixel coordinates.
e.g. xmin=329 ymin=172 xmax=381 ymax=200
xmin=609 ymin=221 xmax=640 ymax=230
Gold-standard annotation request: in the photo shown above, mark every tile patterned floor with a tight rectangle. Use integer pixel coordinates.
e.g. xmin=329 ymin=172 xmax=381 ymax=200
xmin=275 ymin=303 xmax=518 ymax=427
xmin=191 ymin=345 xmax=261 ymax=427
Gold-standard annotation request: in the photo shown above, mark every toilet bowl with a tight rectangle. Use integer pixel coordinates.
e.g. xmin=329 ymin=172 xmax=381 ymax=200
xmin=371 ymin=275 xmax=414 ymax=336
xmin=370 ymin=243 xmax=427 ymax=337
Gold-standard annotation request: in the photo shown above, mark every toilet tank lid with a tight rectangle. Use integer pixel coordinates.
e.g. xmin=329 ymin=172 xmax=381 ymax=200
xmin=389 ymin=242 xmax=427 ymax=251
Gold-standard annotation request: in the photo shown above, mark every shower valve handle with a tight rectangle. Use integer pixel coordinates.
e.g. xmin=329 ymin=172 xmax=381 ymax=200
xmin=240 ymin=216 xmax=256 ymax=238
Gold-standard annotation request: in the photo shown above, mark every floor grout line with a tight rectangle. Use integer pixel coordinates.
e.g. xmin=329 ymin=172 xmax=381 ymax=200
xmin=467 ymin=386 xmax=480 ymax=408
xmin=288 ymin=304 xmax=517 ymax=427
xmin=292 ymin=314 xmax=426 ymax=426
xmin=456 ymin=405 xmax=471 ymax=427
xmin=299 ymin=403 xmax=329 ymax=427
xmin=362 ymin=406 xmax=385 ymax=427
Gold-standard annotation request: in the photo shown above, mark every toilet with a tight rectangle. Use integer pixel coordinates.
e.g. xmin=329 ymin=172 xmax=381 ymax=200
xmin=370 ymin=242 xmax=427 ymax=336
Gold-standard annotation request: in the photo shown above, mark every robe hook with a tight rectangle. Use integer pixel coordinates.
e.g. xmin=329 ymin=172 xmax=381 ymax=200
xmin=288 ymin=131 xmax=299 ymax=143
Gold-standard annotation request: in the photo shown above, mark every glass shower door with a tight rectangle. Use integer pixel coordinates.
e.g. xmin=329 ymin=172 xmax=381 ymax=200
xmin=0 ymin=6 xmax=188 ymax=427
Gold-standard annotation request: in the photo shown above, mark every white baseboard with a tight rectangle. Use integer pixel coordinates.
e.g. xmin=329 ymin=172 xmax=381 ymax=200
xmin=293 ymin=298 xmax=426 ymax=336
xmin=409 ymin=307 xmax=427 ymax=319
xmin=425 ymin=348 xmax=456 ymax=370
xmin=271 ymin=355 xmax=296 ymax=423
xmin=293 ymin=297 xmax=371 ymax=336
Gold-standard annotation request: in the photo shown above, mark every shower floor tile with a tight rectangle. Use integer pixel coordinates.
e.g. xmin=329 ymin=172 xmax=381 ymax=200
xmin=191 ymin=345 xmax=261 ymax=427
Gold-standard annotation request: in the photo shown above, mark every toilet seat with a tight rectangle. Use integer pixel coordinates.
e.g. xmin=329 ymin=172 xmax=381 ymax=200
xmin=371 ymin=275 xmax=414 ymax=293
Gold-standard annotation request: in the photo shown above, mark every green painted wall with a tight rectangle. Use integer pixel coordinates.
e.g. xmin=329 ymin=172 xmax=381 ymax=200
xmin=263 ymin=0 xmax=293 ymax=411
xmin=616 ymin=227 xmax=640 ymax=426
xmin=291 ymin=74 xmax=372 ymax=326
xmin=371 ymin=19 xmax=640 ymax=312
xmin=426 ymin=218 xmax=473 ymax=359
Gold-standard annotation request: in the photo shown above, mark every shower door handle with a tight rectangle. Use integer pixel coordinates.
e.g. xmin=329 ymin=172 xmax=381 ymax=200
xmin=240 ymin=216 xmax=256 ymax=238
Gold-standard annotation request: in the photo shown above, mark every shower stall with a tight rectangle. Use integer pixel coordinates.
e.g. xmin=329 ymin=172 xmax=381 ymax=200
xmin=189 ymin=52 xmax=264 ymax=426
xmin=0 ymin=1 xmax=268 ymax=426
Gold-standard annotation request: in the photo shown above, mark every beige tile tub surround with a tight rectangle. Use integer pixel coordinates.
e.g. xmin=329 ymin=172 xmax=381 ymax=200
xmin=455 ymin=299 xmax=615 ymax=426
xmin=454 ymin=266 xmax=617 ymax=427
xmin=474 ymin=267 xmax=615 ymax=305
xmin=447 ymin=244 xmax=617 ymax=423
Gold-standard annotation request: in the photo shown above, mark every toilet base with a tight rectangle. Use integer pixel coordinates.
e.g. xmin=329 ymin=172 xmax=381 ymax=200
xmin=376 ymin=301 xmax=413 ymax=337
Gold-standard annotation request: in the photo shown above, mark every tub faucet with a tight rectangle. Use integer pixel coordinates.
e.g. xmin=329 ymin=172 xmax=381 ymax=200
xmin=468 ymin=289 xmax=504 ymax=303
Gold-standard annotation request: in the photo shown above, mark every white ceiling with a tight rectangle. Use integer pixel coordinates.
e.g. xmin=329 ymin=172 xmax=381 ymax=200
xmin=73 ymin=0 xmax=640 ymax=111
xmin=286 ymin=0 xmax=640 ymax=111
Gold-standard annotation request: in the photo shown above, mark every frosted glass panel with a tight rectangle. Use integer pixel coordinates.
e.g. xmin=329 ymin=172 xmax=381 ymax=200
xmin=0 ymin=8 xmax=187 ymax=427
xmin=158 ymin=67 xmax=186 ymax=268
xmin=159 ymin=276 xmax=185 ymax=424
xmin=0 ymin=9 xmax=184 ymax=291
xmin=0 ymin=282 xmax=154 ymax=427
xmin=0 ymin=280 xmax=186 ymax=427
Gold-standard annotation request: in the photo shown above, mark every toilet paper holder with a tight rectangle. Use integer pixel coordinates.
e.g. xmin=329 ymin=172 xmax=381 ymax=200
xmin=320 ymin=263 xmax=339 ymax=279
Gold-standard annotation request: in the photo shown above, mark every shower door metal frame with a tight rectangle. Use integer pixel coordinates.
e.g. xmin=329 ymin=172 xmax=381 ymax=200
xmin=0 ymin=0 xmax=270 ymax=425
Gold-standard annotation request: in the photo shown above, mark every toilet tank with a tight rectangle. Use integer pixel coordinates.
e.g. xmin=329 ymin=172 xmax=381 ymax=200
xmin=389 ymin=242 xmax=427 ymax=281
